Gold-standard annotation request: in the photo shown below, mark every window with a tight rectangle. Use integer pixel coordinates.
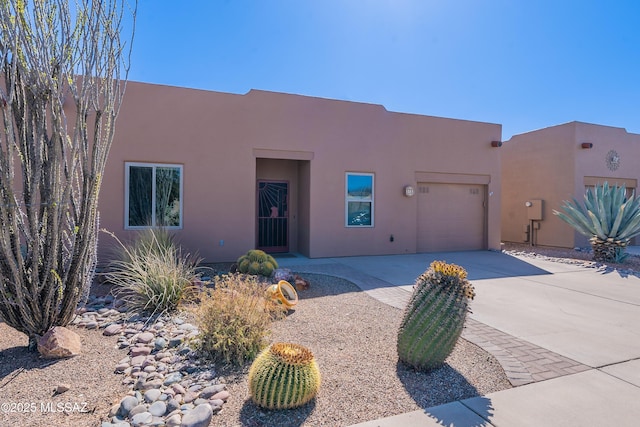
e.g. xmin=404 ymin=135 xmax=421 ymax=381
xmin=125 ymin=162 xmax=183 ymax=229
xmin=345 ymin=172 xmax=374 ymax=227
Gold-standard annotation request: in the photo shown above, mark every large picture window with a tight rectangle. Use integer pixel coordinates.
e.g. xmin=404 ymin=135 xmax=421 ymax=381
xmin=346 ymin=172 xmax=374 ymax=227
xmin=125 ymin=163 xmax=183 ymax=229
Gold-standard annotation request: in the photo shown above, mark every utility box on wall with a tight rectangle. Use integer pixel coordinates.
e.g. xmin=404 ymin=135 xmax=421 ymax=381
xmin=526 ymin=199 xmax=543 ymax=221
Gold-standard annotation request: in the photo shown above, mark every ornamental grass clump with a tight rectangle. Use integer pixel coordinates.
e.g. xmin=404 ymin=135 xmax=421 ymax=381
xmin=104 ymin=229 xmax=201 ymax=316
xmin=248 ymin=342 xmax=321 ymax=409
xmin=397 ymin=260 xmax=475 ymax=371
xmin=196 ymin=274 xmax=285 ymax=366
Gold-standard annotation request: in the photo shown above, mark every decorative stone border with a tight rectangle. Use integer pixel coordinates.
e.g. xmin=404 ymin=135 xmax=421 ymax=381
xmin=73 ymin=294 xmax=230 ymax=427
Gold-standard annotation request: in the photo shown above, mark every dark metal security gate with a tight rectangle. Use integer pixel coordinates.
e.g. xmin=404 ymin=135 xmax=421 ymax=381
xmin=257 ymin=181 xmax=289 ymax=252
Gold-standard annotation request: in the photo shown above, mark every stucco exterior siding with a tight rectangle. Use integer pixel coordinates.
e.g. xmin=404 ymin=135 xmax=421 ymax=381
xmin=98 ymin=81 xmax=501 ymax=262
xmin=501 ymin=121 xmax=640 ymax=249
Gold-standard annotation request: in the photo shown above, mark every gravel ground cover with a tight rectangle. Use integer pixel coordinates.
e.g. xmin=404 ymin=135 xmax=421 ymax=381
xmin=0 ymin=271 xmax=510 ymax=427
xmin=0 ymin=324 xmax=129 ymax=427
xmin=8 ymin=241 xmax=638 ymax=427
xmin=212 ymin=273 xmax=510 ymax=427
xmin=501 ymin=242 xmax=640 ymax=274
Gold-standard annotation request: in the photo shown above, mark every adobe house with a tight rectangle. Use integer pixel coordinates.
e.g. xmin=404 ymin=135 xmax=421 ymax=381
xmin=501 ymin=121 xmax=640 ymax=249
xmin=98 ymin=81 xmax=502 ymax=262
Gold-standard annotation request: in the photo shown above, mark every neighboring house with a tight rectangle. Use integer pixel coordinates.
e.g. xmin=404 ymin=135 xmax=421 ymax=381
xmin=501 ymin=121 xmax=640 ymax=249
xmin=98 ymin=81 xmax=502 ymax=263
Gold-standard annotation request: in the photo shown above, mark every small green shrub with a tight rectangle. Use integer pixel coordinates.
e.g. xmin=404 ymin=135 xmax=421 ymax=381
xmin=196 ymin=274 xmax=284 ymax=366
xmin=236 ymin=249 xmax=278 ymax=277
xmin=104 ymin=229 xmax=201 ymax=315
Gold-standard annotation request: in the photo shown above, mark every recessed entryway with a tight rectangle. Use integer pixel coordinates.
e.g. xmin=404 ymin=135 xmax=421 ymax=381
xmin=257 ymin=180 xmax=289 ymax=252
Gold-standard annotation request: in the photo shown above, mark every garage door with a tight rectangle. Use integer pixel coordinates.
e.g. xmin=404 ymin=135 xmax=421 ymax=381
xmin=417 ymin=183 xmax=486 ymax=252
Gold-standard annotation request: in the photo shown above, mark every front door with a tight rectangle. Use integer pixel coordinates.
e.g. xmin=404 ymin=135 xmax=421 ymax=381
xmin=257 ymin=181 xmax=289 ymax=252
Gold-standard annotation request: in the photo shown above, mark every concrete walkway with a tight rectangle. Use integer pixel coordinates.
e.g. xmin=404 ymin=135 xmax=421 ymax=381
xmin=275 ymin=250 xmax=640 ymax=427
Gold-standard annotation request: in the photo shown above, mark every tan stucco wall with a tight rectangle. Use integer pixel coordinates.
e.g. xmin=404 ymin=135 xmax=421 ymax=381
xmin=99 ymin=81 xmax=502 ymax=262
xmin=502 ymin=122 xmax=640 ymax=248
xmin=501 ymin=123 xmax=576 ymax=247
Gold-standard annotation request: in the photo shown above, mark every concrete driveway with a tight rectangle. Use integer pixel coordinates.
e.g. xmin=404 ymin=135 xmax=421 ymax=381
xmin=276 ymin=250 xmax=640 ymax=426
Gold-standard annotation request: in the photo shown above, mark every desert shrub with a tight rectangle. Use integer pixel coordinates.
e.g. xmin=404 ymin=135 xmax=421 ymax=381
xmin=236 ymin=249 xmax=278 ymax=277
xmin=196 ymin=274 xmax=284 ymax=366
xmin=122 ymin=227 xmax=177 ymax=262
xmin=104 ymin=229 xmax=201 ymax=315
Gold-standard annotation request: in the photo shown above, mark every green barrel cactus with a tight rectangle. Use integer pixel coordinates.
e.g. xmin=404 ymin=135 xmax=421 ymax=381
xmin=236 ymin=249 xmax=279 ymax=277
xmin=397 ymin=260 xmax=475 ymax=371
xmin=248 ymin=342 xmax=321 ymax=409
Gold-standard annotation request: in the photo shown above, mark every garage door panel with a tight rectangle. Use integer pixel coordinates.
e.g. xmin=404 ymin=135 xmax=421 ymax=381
xmin=417 ymin=183 xmax=485 ymax=252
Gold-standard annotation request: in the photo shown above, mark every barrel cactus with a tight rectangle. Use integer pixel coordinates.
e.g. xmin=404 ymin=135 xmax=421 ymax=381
xmin=248 ymin=342 xmax=321 ymax=409
xmin=237 ymin=249 xmax=279 ymax=277
xmin=397 ymin=260 xmax=475 ymax=371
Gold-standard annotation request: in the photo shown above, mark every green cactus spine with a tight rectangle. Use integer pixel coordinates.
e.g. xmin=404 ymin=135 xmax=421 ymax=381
xmin=238 ymin=258 xmax=250 ymax=273
xmin=397 ymin=260 xmax=475 ymax=371
xmin=260 ymin=261 xmax=275 ymax=277
xmin=248 ymin=249 xmax=268 ymax=262
xmin=248 ymin=342 xmax=321 ymax=409
xmin=237 ymin=249 xmax=278 ymax=277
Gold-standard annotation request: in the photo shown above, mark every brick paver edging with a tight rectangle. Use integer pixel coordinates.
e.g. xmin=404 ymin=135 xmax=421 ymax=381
xmin=462 ymin=318 xmax=590 ymax=386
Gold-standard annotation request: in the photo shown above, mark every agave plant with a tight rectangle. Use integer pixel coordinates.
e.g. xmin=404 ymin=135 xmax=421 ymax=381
xmin=553 ymin=183 xmax=640 ymax=262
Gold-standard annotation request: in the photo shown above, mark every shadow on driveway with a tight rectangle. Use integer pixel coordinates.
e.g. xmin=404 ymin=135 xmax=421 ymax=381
xmin=275 ymin=251 xmax=551 ymax=293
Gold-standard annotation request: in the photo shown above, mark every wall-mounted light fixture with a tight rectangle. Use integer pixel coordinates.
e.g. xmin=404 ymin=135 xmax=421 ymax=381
xmin=525 ymin=201 xmax=532 ymax=207
xmin=404 ymin=185 xmax=415 ymax=197
xmin=581 ymin=142 xmax=593 ymax=149
xmin=491 ymin=141 xmax=503 ymax=148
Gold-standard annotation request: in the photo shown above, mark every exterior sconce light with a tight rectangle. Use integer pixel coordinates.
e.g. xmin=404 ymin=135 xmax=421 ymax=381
xmin=404 ymin=185 xmax=415 ymax=197
xmin=581 ymin=142 xmax=593 ymax=149
xmin=491 ymin=141 xmax=502 ymax=148
xmin=525 ymin=201 xmax=532 ymax=207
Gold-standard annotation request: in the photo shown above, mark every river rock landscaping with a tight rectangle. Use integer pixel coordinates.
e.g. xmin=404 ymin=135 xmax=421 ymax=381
xmin=73 ymin=294 xmax=229 ymax=427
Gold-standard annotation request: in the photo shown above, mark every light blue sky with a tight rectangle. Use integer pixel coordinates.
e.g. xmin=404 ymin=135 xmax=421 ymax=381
xmin=129 ymin=0 xmax=639 ymax=140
